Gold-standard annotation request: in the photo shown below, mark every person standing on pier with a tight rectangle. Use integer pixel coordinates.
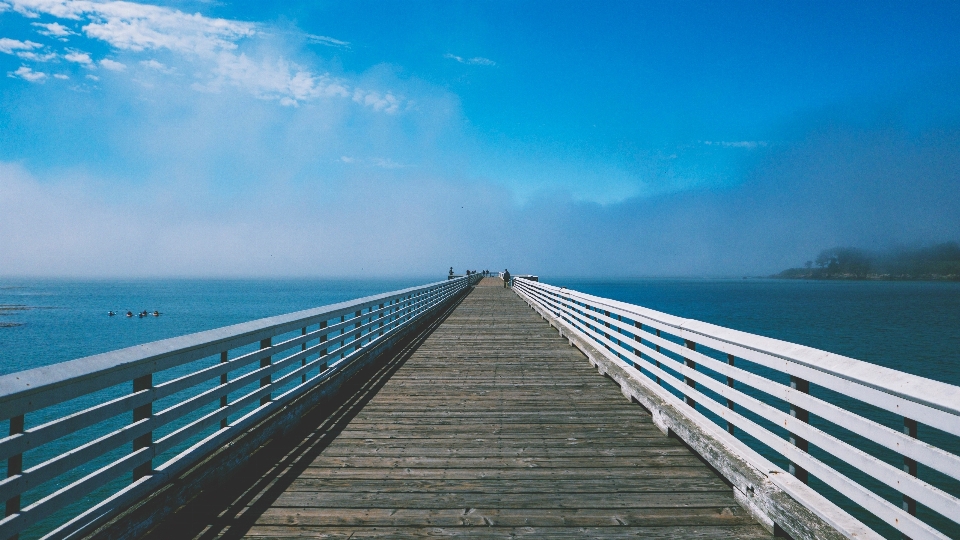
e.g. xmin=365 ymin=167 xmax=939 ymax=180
xmin=502 ymin=269 xmax=511 ymax=288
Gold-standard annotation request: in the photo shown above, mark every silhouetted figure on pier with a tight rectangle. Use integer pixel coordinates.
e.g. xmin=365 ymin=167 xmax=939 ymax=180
xmin=502 ymin=269 xmax=511 ymax=288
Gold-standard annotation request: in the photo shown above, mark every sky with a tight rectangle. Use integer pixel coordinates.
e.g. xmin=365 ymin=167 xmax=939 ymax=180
xmin=1 ymin=0 xmax=960 ymax=278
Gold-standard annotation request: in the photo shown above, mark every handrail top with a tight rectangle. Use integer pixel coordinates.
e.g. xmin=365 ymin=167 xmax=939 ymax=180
xmin=524 ymin=280 xmax=960 ymax=417
xmin=0 ymin=277 xmax=463 ymax=416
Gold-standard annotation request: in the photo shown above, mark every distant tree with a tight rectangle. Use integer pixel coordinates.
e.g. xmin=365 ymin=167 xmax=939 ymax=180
xmin=883 ymin=242 xmax=960 ymax=275
xmin=804 ymin=261 xmax=813 ymax=269
xmin=814 ymin=247 xmax=871 ymax=277
xmin=815 ymin=250 xmax=836 ymax=269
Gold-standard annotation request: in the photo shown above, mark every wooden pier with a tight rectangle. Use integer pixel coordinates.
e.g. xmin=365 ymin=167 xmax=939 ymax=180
xmin=6 ymin=274 xmax=957 ymax=539
xmin=144 ymin=278 xmax=768 ymax=538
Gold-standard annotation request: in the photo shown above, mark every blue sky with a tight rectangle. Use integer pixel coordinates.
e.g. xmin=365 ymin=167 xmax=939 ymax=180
xmin=2 ymin=1 xmax=960 ymax=277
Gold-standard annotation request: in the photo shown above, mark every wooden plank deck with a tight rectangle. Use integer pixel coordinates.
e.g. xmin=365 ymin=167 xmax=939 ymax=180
xmin=147 ymin=278 xmax=769 ymax=538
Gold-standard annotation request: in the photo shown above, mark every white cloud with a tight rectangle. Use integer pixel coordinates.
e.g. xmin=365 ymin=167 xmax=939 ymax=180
xmin=85 ymin=73 xmax=98 ymax=80
xmin=0 ymin=37 xmax=41 ymax=54
xmin=99 ymin=58 xmax=125 ymax=71
xmin=17 ymin=50 xmax=57 ymax=61
xmin=201 ymin=52 xmax=354 ymax=105
xmin=702 ymin=140 xmax=768 ymax=149
xmin=53 ymin=73 xmax=69 ymax=79
xmin=372 ymin=157 xmax=405 ymax=169
xmin=7 ymin=65 xmax=46 ymax=82
xmin=306 ymin=34 xmax=349 ymax=48
xmin=0 ymin=37 xmax=56 ymax=61
xmin=63 ymin=48 xmax=92 ymax=64
xmin=9 ymin=0 xmax=256 ymax=54
xmin=352 ymin=88 xmax=400 ymax=113
xmin=338 ymin=156 xmax=407 ymax=168
xmin=5 ymin=0 xmax=408 ymax=111
xmin=444 ymin=53 xmax=495 ymax=66
xmin=32 ymin=21 xmax=74 ymax=38
xmin=140 ymin=58 xmax=172 ymax=73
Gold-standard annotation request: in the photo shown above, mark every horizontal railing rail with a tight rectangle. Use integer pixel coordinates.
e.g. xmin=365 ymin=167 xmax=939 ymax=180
xmin=0 ymin=274 xmax=481 ymax=540
xmin=512 ymin=278 xmax=960 ymax=540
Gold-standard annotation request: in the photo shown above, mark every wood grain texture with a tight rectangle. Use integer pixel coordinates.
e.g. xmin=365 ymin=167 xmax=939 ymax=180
xmin=146 ymin=285 xmax=769 ymax=539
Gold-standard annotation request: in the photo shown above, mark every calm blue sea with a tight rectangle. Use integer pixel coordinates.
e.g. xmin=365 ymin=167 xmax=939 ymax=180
xmin=0 ymin=278 xmax=430 ymax=375
xmin=1 ymin=277 xmax=959 ymax=538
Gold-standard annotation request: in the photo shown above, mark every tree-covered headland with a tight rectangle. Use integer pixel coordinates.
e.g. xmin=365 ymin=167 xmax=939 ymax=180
xmin=775 ymin=242 xmax=960 ymax=281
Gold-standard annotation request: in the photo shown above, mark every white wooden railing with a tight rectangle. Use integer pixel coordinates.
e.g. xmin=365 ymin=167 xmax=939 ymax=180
xmin=0 ymin=275 xmax=480 ymax=540
xmin=512 ymin=278 xmax=960 ymax=540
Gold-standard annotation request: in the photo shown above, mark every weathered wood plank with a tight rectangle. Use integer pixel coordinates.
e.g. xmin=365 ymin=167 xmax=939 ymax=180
xmin=251 ymin=506 xmax=756 ymax=527
xmin=243 ymin=525 xmax=772 ymax=539
xmin=293 ymin=467 xmax=720 ymax=480
xmin=307 ymin=446 xmax=697 ymax=458
xmin=265 ymin=491 xmax=747 ymax=509
xmin=278 ymin=477 xmax=731 ymax=492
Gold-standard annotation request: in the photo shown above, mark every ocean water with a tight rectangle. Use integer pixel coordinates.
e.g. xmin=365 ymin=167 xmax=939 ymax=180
xmin=0 ymin=278 xmax=431 ymax=375
xmin=1 ymin=277 xmax=959 ymax=538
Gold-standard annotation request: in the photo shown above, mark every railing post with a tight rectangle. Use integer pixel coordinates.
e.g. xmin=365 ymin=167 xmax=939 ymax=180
xmin=615 ymin=314 xmax=623 ymax=360
xmin=654 ymin=329 xmax=661 ymax=385
xmin=902 ymin=417 xmax=918 ymax=522
xmin=633 ymin=322 xmax=642 ymax=372
xmin=354 ymin=310 xmax=362 ymax=351
xmin=301 ymin=327 xmax=307 ymax=384
xmin=219 ymin=351 xmax=228 ymax=429
xmin=789 ymin=375 xmax=810 ymax=484
xmin=603 ymin=311 xmax=612 ymax=353
xmin=378 ymin=303 xmax=384 ymax=336
xmin=132 ymin=374 xmax=152 ymax=480
xmin=319 ymin=321 xmax=328 ymax=372
xmin=6 ymin=414 xmax=24 ymax=528
xmin=340 ymin=315 xmax=346 ymax=359
xmin=726 ymin=354 xmax=735 ymax=435
xmin=260 ymin=338 xmax=272 ymax=406
xmin=683 ymin=340 xmax=697 ymax=408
